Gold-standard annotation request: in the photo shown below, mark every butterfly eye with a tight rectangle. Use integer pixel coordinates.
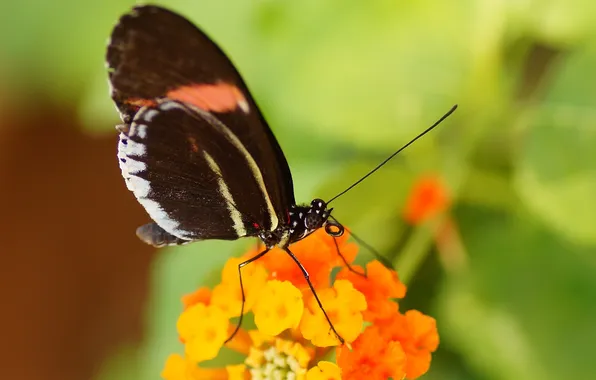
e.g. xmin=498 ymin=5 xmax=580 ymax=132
xmin=325 ymin=221 xmax=344 ymax=237
xmin=311 ymin=198 xmax=326 ymax=210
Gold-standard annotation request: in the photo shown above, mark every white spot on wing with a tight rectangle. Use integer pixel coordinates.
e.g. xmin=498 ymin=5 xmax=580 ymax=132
xmin=108 ymin=91 xmax=193 ymax=240
xmin=160 ymin=101 xmax=182 ymax=111
xmin=126 ymin=139 xmax=146 ymax=156
xmin=127 ymin=175 xmax=150 ymax=198
xmin=136 ymin=124 xmax=148 ymax=139
xmin=137 ymin=198 xmax=192 ymax=239
xmin=124 ymin=158 xmax=146 ymax=175
xmin=238 ymin=99 xmax=250 ymax=113
xmin=142 ymin=109 xmax=158 ymax=121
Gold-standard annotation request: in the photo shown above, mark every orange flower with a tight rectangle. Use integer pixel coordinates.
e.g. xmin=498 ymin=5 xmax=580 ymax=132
xmin=337 ymin=260 xmax=406 ymax=322
xmin=336 ymin=324 xmax=406 ymax=379
xmin=378 ymin=310 xmax=439 ymax=379
xmin=403 ymin=175 xmax=449 ymax=224
xmin=181 ymin=287 xmax=211 ymax=309
xmin=255 ymin=228 xmax=358 ymax=289
xmin=300 ymin=279 xmax=366 ymax=347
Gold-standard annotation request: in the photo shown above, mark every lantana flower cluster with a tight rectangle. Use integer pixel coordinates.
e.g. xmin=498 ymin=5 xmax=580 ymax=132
xmin=161 ymin=224 xmax=439 ymax=380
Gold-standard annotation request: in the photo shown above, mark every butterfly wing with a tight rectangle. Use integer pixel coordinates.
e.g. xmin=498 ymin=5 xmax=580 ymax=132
xmin=118 ymin=100 xmax=284 ymax=240
xmin=107 ymin=5 xmax=295 ymax=238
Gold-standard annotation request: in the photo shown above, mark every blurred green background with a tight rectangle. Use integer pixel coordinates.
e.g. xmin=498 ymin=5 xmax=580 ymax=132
xmin=1 ymin=0 xmax=595 ymax=379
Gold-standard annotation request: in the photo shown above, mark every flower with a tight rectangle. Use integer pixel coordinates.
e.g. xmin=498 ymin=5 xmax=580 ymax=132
xmin=161 ymin=223 xmax=440 ymax=379
xmin=177 ymin=303 xmax=229 ymax=362
xmin=378 ymin=310 xmax=439 ymax=379
xmin=300 ymin=279 xmax=367 ymax=347
xmin=403 ymin=175 xmax=449 ymax=224
xmin=336 ymin=260 xmax=406 ymax=322
xmin=252 ymin=280 xmax=304 ymax=336
xmin=254 ymin=228 xmax=358 ymax=289
xmin=336 ymin=325 xmax=407 ymax=379
xmin=162 ymin=353 xmax=247 ymax=380
xmin=245 ymin=331 xmax=312 ymax=379
xmin=181 ymin=287 xmax=211 ymax=309
xmin=306 ymin=361 xmax=342 ymax=380
xmin=210 ymin=257 xmax=269 ymax=318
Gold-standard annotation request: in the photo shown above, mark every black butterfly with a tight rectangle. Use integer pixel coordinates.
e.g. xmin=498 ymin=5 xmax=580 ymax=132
xmin=107 ymin=5 xmax=456 ymax=344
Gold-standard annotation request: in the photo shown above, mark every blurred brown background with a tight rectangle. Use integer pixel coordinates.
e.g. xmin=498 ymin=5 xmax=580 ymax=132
xmin=0 ymin=106 xmax=154 ymax=380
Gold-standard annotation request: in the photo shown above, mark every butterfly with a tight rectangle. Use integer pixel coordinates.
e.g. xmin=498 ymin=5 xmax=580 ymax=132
xmin=106 ymin=5 xmax=456 ymax=344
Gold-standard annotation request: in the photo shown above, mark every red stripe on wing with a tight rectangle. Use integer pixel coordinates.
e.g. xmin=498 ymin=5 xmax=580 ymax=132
xmin=167 ymin=82 xmax=248 ymax=113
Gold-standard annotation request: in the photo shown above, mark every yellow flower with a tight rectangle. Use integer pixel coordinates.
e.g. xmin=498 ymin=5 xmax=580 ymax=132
xmin=177 ymin=303 xmax=229 ymax=362
xmin=300 ymin=280 xmax=367 ymax=347
xmin=252 ymin=280 xmax=304 ymax=336
xmin=211 ymin=257 xmax=268 ymax=317
xmin=245 ymin=334 xmax=313 ymax=379
xmin=161 ymin=354 xmax=201 ymax=380
xmin=225 ymin=364 xmax=247 ymax=380
xmin=306 ymin=361 xmax=342 ymax=380
xmin=161 ymin=354 xmax=248 ymax=380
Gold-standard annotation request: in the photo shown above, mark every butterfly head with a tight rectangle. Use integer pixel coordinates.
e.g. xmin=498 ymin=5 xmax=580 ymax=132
xmin=287 ymin=199 xmax=343 ymax=244
xmin=304 ymin=198 xmax=331 ymax=230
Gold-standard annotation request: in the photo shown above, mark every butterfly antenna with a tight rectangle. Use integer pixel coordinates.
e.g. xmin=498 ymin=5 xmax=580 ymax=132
xmin=327 ymin=105 xmax=458 ymax=204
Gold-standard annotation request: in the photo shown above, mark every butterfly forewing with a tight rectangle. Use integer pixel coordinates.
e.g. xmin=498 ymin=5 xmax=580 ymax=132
xmin=108 ymin=5 xmax=295 ymax=237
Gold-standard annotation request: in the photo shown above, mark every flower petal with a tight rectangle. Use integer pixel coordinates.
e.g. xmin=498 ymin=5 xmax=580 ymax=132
xmin=161 ymin=354 xmax=192 ymax=380
xmin=162 ymin=354 xmax=224 ymax=380
xmin=252 ymin=280 xmax=304 ymax=336
xmin=256 ymin=228 xmax=359 ymax=289
xmin=403 ymin=175 xmax=449 ymax=224
xmin=337 ymin=327 xmax=406 ymax=379
xmin=177 ymin=303 xmax=229 ymax=362
xmin=306 ymin=361 xmax=342 ymax=380
xmin=378 ymin=310 xmax=439 ymax=379
xmin=300 ymin=280 xmax=366 ymax=347
xmin=226 ymin=364 xmax=248 ymax=380
xmin=337 ymin=260 xmax=406 ymax=322
xmin=181 ymin=287 xmax=211 ymax=310
xmin=211 ymin=258 xmax=268 ymax=318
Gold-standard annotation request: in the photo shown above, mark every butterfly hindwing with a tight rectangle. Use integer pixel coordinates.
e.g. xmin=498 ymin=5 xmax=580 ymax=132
xmin=118 ymin=100 xmax=283 ymax=240
xmin=108 ymin=5 xmax=294 ymax=236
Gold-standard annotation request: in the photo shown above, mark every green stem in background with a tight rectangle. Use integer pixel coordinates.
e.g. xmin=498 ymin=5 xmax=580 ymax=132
xmin=393 ymin=219 xmax=440 ymax=285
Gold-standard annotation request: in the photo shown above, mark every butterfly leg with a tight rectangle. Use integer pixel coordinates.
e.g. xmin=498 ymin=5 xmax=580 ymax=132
xmin=283 ymin=247 xmax=345 ymax=345
xmin=347 ymin=228 xmax=395 ymax=269
xmin=330 ymin=216 xmax=394 ymax=270
xmin=225 ymin=248 xmax=270 ymax=344
xmin=333 ymin=237 xmax=367 ymax=278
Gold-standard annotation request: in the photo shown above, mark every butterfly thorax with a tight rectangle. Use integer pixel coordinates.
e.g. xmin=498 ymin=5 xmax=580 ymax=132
xmin=257 ymin=198 xmax=335 ymax=249
xmin=259 ymin=199 xmax=344 ymax=248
